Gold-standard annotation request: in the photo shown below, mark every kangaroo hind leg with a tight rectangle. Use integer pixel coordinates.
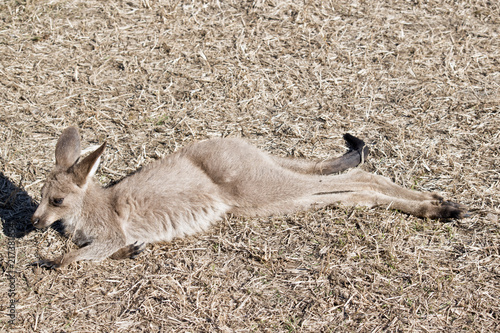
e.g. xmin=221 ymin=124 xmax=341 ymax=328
xmin=321 ymin=190 xmax=467 ymax=219
xmin=339 ymin=169 xmax=440 ymax=202
xmin=301 ymin=169 xmax=467 ymax=219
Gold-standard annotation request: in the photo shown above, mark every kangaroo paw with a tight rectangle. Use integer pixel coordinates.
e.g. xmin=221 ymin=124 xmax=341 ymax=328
xmin=110 ymin=241 xmax=146 ymax=260
xmin=30 ymin=259 xmax=61 ymax=270
xmin=129 ymin=241 xmax=146 ymax=259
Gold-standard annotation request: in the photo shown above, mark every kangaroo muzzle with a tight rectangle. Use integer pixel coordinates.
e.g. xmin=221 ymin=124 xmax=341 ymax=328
xmin=31 ymin=216 xmax=41 ymax=228
xmin=31 ymin=214 xmax=50 ymax=229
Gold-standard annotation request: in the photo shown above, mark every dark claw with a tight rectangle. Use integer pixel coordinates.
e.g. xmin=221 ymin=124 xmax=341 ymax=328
xmin=130 ymin=242 xmax=146 ymax=259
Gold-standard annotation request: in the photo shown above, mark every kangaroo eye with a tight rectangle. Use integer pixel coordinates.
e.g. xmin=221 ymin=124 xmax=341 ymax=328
xmin=51 ymin=198 xmax=64 ymax=206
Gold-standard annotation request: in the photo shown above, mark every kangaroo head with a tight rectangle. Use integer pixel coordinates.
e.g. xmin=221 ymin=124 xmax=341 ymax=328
xmin=31 ymin=127 xmax=106 ymax=229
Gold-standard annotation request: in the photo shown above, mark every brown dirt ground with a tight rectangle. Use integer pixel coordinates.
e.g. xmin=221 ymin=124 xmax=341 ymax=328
xmin=1 ymin=0 xmax=499 ymax=332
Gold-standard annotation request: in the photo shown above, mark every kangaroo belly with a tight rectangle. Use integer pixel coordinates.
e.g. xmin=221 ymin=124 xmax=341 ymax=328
xmin=112 ymin=154 xmax=232 ymax=244
xmin=122 ymin=200 xmax=230 ymax=244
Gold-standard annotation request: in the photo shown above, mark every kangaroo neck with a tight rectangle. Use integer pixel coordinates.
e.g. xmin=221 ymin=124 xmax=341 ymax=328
xmin=78 ymin=181 xmax=114 ymax=226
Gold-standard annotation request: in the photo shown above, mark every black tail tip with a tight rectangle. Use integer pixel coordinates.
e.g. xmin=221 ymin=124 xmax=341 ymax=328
xmin=343 ymin=133 xmax=364 ymax=149
xmin=343 ymin=133 xmax=369 ymax=160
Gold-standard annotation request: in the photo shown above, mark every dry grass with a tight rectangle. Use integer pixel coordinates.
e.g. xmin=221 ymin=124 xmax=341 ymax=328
xmin=1 ymin=0 xmax=499 ymax=331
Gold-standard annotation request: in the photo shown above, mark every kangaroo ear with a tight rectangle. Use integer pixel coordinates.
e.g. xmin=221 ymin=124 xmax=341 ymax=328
xmin=55 ymin=127 xmax=81 ymax=169
xmin=71 ymin=142 xmax=106 ymax=187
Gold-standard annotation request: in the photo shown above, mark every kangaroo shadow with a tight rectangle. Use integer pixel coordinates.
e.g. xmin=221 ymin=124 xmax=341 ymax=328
xmin=1 ymin=173 xmax=37 ymax=238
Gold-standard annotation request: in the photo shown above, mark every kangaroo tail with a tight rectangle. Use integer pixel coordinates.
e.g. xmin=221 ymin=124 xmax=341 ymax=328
xmin=326 ymin=133 xmax=370 ymax=173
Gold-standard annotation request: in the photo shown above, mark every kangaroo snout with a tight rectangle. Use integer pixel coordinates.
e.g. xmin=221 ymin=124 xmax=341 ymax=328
xmin=31 ymin=213 xmax=52 ymax=229
xmin=31 ymin=216 xmax=42 ymax=228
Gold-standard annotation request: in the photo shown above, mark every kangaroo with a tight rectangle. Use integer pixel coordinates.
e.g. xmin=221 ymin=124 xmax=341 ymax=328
xmin=31 ymin=127 xmax=467 ymax=269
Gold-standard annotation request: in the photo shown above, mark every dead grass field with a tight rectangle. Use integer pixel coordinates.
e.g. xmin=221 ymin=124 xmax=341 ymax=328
xmin=0 ymin=0 xmax=499 ymax=331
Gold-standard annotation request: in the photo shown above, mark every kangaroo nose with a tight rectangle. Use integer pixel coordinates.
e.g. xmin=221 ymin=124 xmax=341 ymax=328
xmin=31 ymin=217 xmax=40 ymax=226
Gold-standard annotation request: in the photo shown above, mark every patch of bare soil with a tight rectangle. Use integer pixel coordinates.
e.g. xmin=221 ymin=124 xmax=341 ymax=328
xmin=0 ymin=0 xmax=499 ymax=331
